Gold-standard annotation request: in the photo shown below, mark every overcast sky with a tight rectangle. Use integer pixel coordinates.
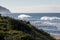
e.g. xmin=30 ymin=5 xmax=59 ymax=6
xmin=0 ymin=0 xmax=60 ymax=13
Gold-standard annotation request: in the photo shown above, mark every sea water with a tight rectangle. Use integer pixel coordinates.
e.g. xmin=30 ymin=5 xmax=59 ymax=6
xmin=2 ymin=13 xmax=60 ymax=36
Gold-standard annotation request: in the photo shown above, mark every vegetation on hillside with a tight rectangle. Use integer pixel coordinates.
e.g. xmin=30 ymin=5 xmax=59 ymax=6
xmin=0 ymin=14 xmax=56 ymax=40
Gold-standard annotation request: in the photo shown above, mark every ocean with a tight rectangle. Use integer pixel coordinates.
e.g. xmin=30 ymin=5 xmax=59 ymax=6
xmin=2 ymin=13 xmax=60 ymax=36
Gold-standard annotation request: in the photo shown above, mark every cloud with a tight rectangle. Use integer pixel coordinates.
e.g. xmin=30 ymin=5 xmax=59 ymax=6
xmin=10 ymin=5 xmax=60 ymax=13
xmin=0 ymin=0 xmax=60 ymax=13
xmin=8 ymin=5 xmax=60 ymax=13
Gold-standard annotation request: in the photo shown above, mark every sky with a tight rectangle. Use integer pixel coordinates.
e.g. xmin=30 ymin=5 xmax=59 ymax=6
xmin=0 ymin=0 xmax=60 ymax=13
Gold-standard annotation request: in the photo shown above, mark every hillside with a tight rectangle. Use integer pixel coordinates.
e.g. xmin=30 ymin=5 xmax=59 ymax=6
xmin=0 ymin=6 xmax=11 ymax=14
xmin=0 ymin=15 xmax=56 ymax=40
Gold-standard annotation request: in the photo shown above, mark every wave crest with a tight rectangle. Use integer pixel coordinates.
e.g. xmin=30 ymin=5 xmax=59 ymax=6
xmin=40 ymin=16 xmax=60 ymax=20
xmin=18 ymin=14 xmax=31 ymax=20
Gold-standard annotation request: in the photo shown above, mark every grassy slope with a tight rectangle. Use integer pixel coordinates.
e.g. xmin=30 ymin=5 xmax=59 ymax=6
xmin=0 ymin=16 xmax=56 ymax=40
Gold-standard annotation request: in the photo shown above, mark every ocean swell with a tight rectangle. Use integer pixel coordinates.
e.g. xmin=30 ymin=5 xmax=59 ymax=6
xmin=40 ymin=16 xmax=60 ymax=20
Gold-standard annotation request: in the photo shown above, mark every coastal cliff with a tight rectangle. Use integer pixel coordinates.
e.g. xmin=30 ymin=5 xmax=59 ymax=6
xmin=0 ymin=6 xmax=11 ymax=14
xmin=0 ymin=15 xmax=56 ymax=40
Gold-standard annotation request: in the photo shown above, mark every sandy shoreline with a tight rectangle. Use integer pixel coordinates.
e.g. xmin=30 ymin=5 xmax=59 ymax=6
xmin=53 ymin=35 xmax=60 ymax=40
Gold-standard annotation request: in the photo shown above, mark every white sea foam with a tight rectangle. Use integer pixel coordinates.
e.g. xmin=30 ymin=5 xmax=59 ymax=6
xmin=31 ymin=21 xmax=60 ymax=30
xmin=40 ymin=16 xmax=60 ymax=20
xmin=41 ymin=21 xmax=60 ymax=29
xmin=18 ymin=14 xmax=31 ymax=20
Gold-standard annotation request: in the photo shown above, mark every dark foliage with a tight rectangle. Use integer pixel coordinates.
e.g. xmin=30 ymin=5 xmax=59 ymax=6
xmin=0 ymin=15 xmax=56 ymax=40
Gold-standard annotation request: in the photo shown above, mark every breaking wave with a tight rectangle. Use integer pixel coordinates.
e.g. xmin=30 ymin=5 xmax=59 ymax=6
xmin=18 ymin=14 xmax=31 ymax=20
xmin=31 ymin=21 xmax=60 ymax=30
xmin=40 ymin=16 xmax=60 ymax=20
